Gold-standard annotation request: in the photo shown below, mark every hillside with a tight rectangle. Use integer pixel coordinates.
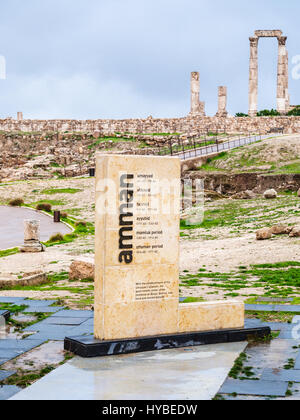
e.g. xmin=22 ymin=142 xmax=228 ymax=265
xmin=200 ymin=134 xmax=300 ymax=174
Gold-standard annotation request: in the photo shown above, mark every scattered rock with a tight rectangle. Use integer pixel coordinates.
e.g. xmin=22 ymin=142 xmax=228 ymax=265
xmin=289 ymin=226 xmax=300 ymax=238
xmin=232 ymin=190 xmax=256 ymax=199
xmin=0 ymin=272 xmax=47 ymax=289
xmin=69 ymin=258 xmax=95 ymax=281
xmin=297 ymin=188 xmax=300 ymax=198
xmin=271 ymin=225 xmax=293 ymax=235
xmin=256 ymin=228 xmax=273 ymax=240
xmin=264 ymin=189 xmax=278 ymax=199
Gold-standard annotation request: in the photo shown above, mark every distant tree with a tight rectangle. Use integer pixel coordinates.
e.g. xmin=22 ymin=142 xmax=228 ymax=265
xmin=287 ymin=106 xmax=300 ymax=116
xmin=256 ymin=109 xmax=280 ymax=116
xmin=235 ymin=113 xmax=249 ymax=117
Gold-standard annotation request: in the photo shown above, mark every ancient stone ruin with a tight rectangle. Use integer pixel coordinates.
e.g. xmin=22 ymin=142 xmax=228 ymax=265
xmin=190 ymin=71 xmax=206 ymax=116
xmin=249 ymin=30 xmax=290 ymax=116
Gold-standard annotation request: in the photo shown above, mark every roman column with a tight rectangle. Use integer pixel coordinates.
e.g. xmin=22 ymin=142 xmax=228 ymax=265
xmin=190 ymin=72 xmax=205 ymax=116
xmin=277 ymin=36 xmax=288 ymax=114
xmin=285 ymin=50 xmax=290 ymax=111
xmin=216 ymin=86 xmax=228 ymax=117
xmin=248 ymin=37 xmax=259 ymax=117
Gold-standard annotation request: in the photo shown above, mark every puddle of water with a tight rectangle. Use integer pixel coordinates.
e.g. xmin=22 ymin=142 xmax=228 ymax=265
xmin=11 ymin=314 xmax=37 ymax=324
xmin=0 ymin=321 xmax=26 ymax=340
xmin=0 ymin=315 xmax=5 ymax=338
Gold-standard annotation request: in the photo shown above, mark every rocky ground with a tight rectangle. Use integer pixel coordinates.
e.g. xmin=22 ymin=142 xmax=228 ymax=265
xmin=0 ymin=169 xmax=299 ymax=310
xmin=1 ymin=134 xmax=300 ymax=400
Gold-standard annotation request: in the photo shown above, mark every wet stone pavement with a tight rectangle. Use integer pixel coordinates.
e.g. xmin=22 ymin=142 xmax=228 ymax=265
xmin=217 ymin=313 xmax=300 ymax=400
xmin=0 ymin=297 xmax=300 ymax=400
xmin=0 ymin=297 xmax=93 ymax=400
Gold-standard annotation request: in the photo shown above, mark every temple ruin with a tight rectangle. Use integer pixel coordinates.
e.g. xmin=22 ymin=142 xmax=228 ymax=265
xmin=249 ymin=30 xmax=290 ymax=117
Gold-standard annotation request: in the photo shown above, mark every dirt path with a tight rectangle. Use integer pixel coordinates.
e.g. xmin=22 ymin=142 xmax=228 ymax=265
xmin=180 ymin=234 xmax=300 ymax=273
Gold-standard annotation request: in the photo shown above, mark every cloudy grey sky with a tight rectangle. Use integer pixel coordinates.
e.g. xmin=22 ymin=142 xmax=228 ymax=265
xmin=0 ymin=0 xmax=299 ymax=119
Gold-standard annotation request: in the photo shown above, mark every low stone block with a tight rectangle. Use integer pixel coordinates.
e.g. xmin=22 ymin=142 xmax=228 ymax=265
xmin=271 ymin=224 xmax=292 ymax=235
xmin=69 ymin=258 xmax=95 ymax=281
xmin=264 ymin=189 xmax=278 ymax=199
xmin=256 ymin=228 xmax=273 ymax=240
xmin=289 ymin=226 xmax=300 ymax=238
xmin=20 ymin=241 xmax=45 ymax=253
xmin=179 ymin=301 xmax=244 ymax=333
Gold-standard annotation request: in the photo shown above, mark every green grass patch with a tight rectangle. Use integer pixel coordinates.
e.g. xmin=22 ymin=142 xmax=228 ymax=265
xmin=181 ymin=297 xmax=205 ymax=303
xmin=0 ymin=303 xmax=28 ymax=314
xmin=41 ymin=188 xmax=82 ymax=195
xmin=0 ymin=248 xmax=19 ymax=258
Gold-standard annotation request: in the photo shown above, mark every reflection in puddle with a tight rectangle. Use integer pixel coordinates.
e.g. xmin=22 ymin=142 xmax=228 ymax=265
xmin=0 ymin=315 xmax=5 ymax=338
xmin=0 ymin=317 xmax=25 ymax=339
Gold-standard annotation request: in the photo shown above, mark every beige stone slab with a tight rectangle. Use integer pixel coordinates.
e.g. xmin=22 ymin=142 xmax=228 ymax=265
xmin=103 ymin=228 xmax=179 ymax=266
xmin=94 ymin=154 xmax=181 ymax=340
xmin=179 ymin=301 xmax=244 ymax=333
xmin=100 ymin=300 xmax=179 ymax=340
xmin=102 ymin=265 xmax=179 ymax=305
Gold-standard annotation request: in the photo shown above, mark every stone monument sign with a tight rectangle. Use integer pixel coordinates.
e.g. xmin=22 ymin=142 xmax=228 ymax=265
xmin=94 ymin=154 xmax=244 ymax=342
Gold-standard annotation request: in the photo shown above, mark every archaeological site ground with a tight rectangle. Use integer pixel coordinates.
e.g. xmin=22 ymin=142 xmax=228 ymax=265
xmin=1 ymin=4 xmax=300 ymax=404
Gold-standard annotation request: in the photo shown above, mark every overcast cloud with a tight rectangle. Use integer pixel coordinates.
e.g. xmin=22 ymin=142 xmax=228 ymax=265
xmin=0 ymin=0 xmax=299 ymax=119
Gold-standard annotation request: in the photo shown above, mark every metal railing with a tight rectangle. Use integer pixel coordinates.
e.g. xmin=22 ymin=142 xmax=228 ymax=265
xmin=153 ymin=131 xmax=283 ymax=161
xmin=154 ymin=132 xmax=262 ymax=160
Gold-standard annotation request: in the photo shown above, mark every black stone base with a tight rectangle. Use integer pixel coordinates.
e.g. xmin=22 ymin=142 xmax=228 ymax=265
xmin=1 ymin=311 xmax=10 ymax=322
xmin=64 ymin=327 xmax=271 ymax=358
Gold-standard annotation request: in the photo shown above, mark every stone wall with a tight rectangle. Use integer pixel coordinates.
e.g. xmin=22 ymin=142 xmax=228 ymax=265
xmin=1 ymin=116 xmax=300 ymax=135
xmin=185 ymin=172 xmax=300 ymax=195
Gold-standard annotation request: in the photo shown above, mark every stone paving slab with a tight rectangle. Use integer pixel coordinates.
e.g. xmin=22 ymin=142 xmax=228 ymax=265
xmin=23 ymin=319 xmax=94 ymax=340
xmin=257 ymin=297 xmax=293 ymax=303
xmin=68 ymin=322 xmax=94 ymax=337
xmin=243 ymin=339 xmax=299 ymax=370
xmin=22 ymin=306 xmax=64 ymax=313
xmin=274 ymin=305 xmax=300 ymax=313
xmin=279 ymin=327 xmax=298 ymax=340
xmin=0 ymin=297 xmax=27 ymax=304
xmin=0 ymin=385 xmax=21 ymax=400
xmin=295 ymin=353 xmax=300 ymax=370
xmin=0 ymin=339 xmax=45 ymax=349
xmin=245 ymin=304 xmax=276 ymax=312
xmin=219 ymin=379 xmax=288 ymax=397
xmin=23 ymin=325 xmax=88 ymax=341
xmin=0 ymin=370 xmax=16 ymax=381
xmin=22 ymin=300 xmax=57 ymax=307
xmin=261 ymin=368 xmax=300 ymax=383
xmin=245 ymin=304 xmax=300 ymax=313
xmin=51 ymin=310 xmax=93 ymax=318
xmin=0 ymin=349 xmax=22 ymax=360
xmin=41 ymin=317 xmax=90 ymax=326
xmin=0 ymin=338 xmax=46 ymax=363
xmin=245 ymin=319 xmax=289 ymax=332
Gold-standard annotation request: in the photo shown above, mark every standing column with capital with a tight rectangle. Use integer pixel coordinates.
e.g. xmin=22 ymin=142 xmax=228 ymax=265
xmin=277 ymin=36 xmax=288 ymax=114
xmin=248 ymin=37 xmax=259 ymax=117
